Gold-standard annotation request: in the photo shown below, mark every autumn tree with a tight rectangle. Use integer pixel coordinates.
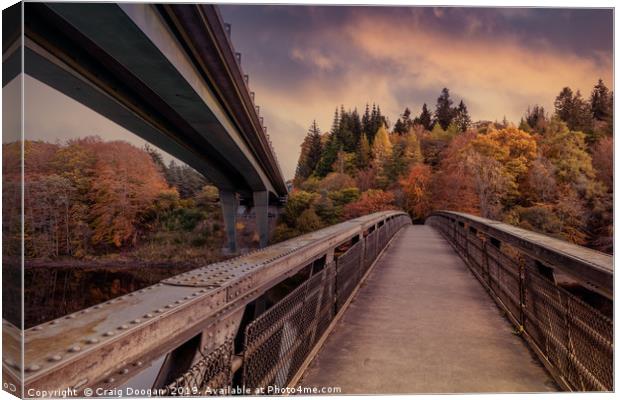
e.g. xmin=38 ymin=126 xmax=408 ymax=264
xmin=524 ymin=158 xmax=557 ymax=203
xmin=356 ymin=133 xmax=371 ymax=169
xmin=371 ymin=125 xmax=393 ymax=171
xmin=469 ymin=126 xmax=537 ymax=209
xmin=343 ymin=189 xmax=395 ymax=219
xmin=591 ymin=137 xmax=613 ymax=192
xmin=401 ymin=164 xmax=433 ymax=222
xmin=89 ymin=141 xmax=169 ymax=248
xmin=429 ymin=132 xmax=479 ymax=214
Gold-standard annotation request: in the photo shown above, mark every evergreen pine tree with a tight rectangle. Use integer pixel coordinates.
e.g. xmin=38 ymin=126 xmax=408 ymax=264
xmin=434 ymin=88 xmax=455 ymax=130
xmin=362 ymin=103 xmax=372 ymax=139
xmin=590 ymin=79 xmax=613 ymax=134
xmin=316 ymin=136 xmax=340 ymax=177
xmin=351 ymin=108 xmax=362 ymax=147
xmin=393 ymin=118 xmax=407 ymax=135
xmin=294 ymin=120 xmax=323 ymax=182
xmin=418 ymin=103 xmax=432 ymax=130
xmin=525 ymin=105 xmax=548 ymax=133
xmin=554 ymin=87 xmax=592 ymax=133
xmin=453 ymin=100 xmax=472 ymax=132
xmin=402 ymin=107 xmax=412 ymax=130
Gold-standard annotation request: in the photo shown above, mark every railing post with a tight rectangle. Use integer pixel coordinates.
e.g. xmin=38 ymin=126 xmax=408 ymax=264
xmin=482 ymin=237 xmax=490 ymax=286
xmin=519 ymin=258 xmax=527 ymax=329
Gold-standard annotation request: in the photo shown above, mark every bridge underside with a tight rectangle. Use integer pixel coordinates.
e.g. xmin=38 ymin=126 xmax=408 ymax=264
xmin=300 ymin=225 xmax=557 ymax=393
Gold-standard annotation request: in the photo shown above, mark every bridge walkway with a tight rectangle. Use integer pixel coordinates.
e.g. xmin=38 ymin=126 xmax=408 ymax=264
xmin=299 ymin=225 xmax=558 ymax=393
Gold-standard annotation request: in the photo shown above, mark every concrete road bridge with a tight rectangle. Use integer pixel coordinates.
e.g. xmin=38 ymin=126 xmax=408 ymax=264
xmin=4 ymin=2 xmax=287 ymax=250
xmin=3 ymin=211 xmax=613 ymax=396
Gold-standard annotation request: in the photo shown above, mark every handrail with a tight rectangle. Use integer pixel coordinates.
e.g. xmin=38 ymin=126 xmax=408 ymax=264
xmin=430 ymin=211 xmax=612 ymax=299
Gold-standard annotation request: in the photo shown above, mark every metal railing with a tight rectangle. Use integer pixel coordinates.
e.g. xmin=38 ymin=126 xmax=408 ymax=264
xmin=8 ymin=211 xmax=409 ymax=397
xmin=426 ymin=211 xmax=613 ymax=392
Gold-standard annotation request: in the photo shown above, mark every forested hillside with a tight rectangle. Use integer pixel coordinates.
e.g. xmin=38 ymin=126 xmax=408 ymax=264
xmin=282 ymin=80 xmax=613 ymax=254
xmin=3 ymin=138 xmax=229 ymax=263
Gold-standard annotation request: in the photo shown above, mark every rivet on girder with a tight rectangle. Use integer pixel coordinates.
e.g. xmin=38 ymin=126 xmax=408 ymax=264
xmin=86 ymin=338 xmax=99 ymax=344
xmin=68 ymin=345 xmax=81 ymax=353
xmin=104 ymin=331 xmax=115 ymax=337
xmin=106 ymin=377 xmax=116 ymax=384
xmin=131 ymin=319 xmax=141 ymax=324
xmin=118 ymin=325 xmax=128 ymax=330
xmin=26 ymin=364 xmax=41 ymax=372
xmin=49 ymin=354 xmax=62 ymax=362
xmin=144 ymin=313 xmax=154 ymax=318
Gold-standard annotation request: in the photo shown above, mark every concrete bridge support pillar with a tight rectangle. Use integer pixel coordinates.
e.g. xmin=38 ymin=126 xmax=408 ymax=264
xmin=220 ymin=190 xmax=238 ymax=253
xmin=253 ymin=190 xmax=269 ymax=248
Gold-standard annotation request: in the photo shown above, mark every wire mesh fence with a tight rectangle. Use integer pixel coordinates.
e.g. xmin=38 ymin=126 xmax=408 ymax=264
xmin=242 ymin=263 xmax=336 ymax=389
xmin=159 ymin=340 xmax=233 ymax=396
xmin=427 ymin=214 xmax=613 ymax=391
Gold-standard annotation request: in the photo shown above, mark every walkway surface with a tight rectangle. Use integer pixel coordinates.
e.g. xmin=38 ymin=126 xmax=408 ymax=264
xmin=299 ymin=225 xmax=557 ymax=394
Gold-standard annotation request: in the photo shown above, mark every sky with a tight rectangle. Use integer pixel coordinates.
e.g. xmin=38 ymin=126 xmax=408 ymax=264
xmin=10 ymin=6 xmax=612 ymax=182
xmin=219 ymin=6 xmax=613 ymax=179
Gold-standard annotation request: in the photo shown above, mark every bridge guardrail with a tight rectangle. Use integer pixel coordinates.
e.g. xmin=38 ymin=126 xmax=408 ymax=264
xmin=240 ymin=215 xmax=408 ymax=391
xmin=426 ymin=211 xmax=613 ymax=392
xmin=8 ymin=211 xmax=410 ymax=396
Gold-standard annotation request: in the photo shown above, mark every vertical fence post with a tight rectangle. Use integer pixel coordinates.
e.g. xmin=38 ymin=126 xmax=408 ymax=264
xmin=519 ymin=258 xmax=527 ymax=330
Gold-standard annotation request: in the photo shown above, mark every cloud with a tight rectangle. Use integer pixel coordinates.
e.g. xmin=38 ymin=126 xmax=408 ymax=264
xmin=290 ymin=47 xmax=335 ymax=71
xmin=344 ymin=13 xmax=612 ymax=120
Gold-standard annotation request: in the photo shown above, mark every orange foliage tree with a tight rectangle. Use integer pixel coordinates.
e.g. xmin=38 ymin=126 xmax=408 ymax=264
xmin=400 ymin=164 xmax=433 ymax=222
xmin=89 ymin=140 xmax=169 ymax=247
xmin=591 ymin=136 xmax=613 ymax=192
xmin=343 ymin=189 xmax=395 ymax=219
xmin=429 ymin=132 xmax=479 ymax=215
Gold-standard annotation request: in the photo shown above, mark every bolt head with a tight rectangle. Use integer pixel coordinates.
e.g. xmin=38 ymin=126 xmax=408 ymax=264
xmin=27 ymin=364 xmax=41 ymax=372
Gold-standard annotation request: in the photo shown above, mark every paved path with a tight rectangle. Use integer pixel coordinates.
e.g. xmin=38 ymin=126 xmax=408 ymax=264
xmin=300 ymin=225 xmax=557 ymax=394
